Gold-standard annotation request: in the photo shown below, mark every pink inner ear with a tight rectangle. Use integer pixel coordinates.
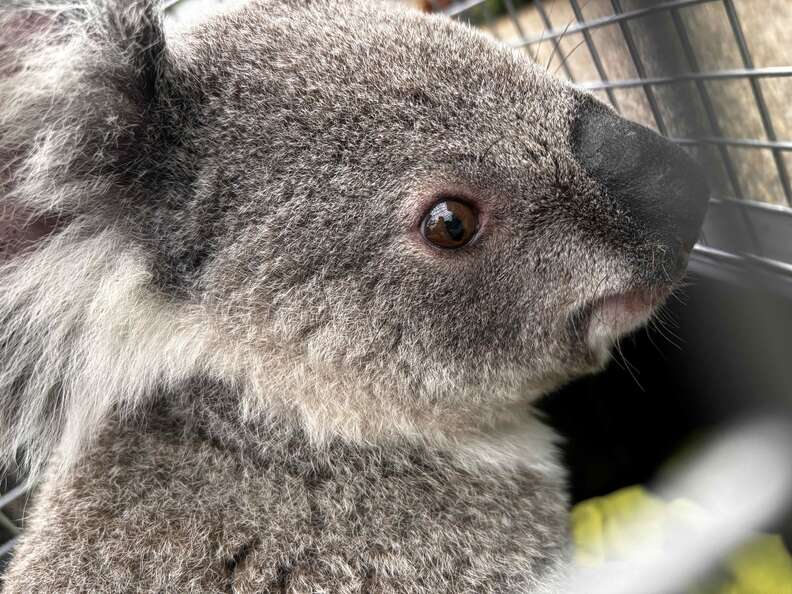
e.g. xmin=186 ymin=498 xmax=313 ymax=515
xmin=0 ymin=208 xmax=59 ymax=262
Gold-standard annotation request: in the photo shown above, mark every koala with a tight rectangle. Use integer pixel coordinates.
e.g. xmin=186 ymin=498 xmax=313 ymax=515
xmin=0 ymin=0 xmax=708 ymax=592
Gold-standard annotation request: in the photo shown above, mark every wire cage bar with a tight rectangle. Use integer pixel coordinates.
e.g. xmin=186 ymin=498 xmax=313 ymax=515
xmin=0 ymin=473 xmax=27 ymax=573
xmin=438 ymin=0 xmax=792 ymax=284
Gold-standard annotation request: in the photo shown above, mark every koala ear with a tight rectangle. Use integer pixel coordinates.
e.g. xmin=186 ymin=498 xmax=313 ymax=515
xmin=0 ymin=2 xmax=181 ymax=475
xmin=2 ymin=0 xmax=169 ymax=98
xmin=0 ymin=0 xmax=174 ymax=248
xmin=93 ymin=0 xmax=169 ymax=102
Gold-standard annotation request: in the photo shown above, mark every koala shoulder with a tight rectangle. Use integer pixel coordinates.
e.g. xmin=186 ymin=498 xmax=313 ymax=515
xmin=6 ymin=392 xmax=569 ymax=593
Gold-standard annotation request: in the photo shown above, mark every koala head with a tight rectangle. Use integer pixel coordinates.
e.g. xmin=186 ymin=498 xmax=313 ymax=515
xmin=0 ymin=0 xmax=708 ymax=474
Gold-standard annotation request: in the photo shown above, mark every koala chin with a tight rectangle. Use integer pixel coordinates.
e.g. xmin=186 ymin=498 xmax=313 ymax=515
xmin=0 ymin=0 xmax=708 ymax=592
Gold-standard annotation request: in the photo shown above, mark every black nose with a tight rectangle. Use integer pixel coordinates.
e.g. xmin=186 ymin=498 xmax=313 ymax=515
xmin=572 ymin=98 xmax=709 ymax=253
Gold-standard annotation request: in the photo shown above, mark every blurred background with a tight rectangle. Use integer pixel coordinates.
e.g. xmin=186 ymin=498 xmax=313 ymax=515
xmin=1 ymin=0 xmax=791 ymax=573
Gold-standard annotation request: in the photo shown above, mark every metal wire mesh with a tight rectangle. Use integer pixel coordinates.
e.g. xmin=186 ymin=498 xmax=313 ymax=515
xmin=0 ymin=472 xmax=26 ymax=571
xmin=430 ymin=0 xmax=792 ymax=279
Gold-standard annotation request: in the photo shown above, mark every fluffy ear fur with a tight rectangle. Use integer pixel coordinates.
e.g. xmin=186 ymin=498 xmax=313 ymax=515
xmin=0 ymin=0 xmax=178 ymax=477
xmin=0 ymin=1 xmax=171 ymax=214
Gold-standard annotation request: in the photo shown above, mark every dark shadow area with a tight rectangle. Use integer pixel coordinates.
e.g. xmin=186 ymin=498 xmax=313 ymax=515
xmin=540 ymin=269 xmax=792 ymax=546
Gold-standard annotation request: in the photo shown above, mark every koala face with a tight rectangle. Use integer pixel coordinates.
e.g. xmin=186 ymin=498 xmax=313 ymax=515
xmin=151 ymin=1 xmax=707 ymax=435
xmin=0 ymin=0 xmax=708 ymax=468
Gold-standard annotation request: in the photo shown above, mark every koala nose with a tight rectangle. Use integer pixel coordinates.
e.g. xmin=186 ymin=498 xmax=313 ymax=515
xmin=572 ymin=98 xmax=710 ymax=254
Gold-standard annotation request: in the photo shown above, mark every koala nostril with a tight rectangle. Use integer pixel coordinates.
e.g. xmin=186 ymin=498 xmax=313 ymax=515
xmin=572 ymin=97 xmax=710 ymax=254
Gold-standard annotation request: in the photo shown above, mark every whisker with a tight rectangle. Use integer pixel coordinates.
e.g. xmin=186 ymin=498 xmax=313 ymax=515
xmin=539 ymin=1 xmax=572 ymax=73
xmin=554 ymin=37 xmax=586 ymax=77
xmin=650 ymin=307 xmax=683 ymax=350
xmin=643 ymin=321 xmax=668 ymax=359
xmin=546 ymin=0 xmax=596 ymax=75
xmin=615 ymin=336 xmax=644 ymax=391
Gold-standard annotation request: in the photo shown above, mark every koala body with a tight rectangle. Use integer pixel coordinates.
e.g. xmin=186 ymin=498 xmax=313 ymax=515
xmin=0 ymin=0 xmax=706 ymax=591
xmin=5 ymin=382 xmax=567 ymax=593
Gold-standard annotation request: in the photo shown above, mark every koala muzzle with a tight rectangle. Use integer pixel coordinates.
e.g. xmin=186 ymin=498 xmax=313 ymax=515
xmin=572 ymin=98 xmax=710 ymax=260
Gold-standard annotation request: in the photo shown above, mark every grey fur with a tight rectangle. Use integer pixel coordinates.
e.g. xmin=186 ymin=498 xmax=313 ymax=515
xmin=4 ymin=381 xmax=568 ymax=593
xmin=0 ymin=0 xmax=698 ymax=591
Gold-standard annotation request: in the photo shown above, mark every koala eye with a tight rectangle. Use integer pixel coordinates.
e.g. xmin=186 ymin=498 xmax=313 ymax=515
xmin=420 ymin=199 xmax=478 ymax=249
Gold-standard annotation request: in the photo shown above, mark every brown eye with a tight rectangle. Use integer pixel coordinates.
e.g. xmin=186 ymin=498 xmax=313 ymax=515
xmin=420 ymin=199 xmax=478 ymax=249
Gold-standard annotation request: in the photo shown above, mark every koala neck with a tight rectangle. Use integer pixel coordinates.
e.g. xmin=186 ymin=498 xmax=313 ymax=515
xmin=0 ymin=230 xmax=559 ymax=478
xmin=221 ymin=348 xmax=562 ymax=475
xmin=162 ymin=376 xmax=565 ymax=479
xmin=223 ymin=336 xmax=547 ymax=442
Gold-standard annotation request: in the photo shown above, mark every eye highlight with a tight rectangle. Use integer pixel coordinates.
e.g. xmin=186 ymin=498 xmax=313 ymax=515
xmin=420 ymin=199 xmax=479 ymax=249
